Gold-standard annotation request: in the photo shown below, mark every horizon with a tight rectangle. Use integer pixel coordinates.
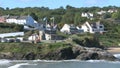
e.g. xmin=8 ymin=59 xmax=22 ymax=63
xmin=0 ymin=0 xmax=120 ymax=9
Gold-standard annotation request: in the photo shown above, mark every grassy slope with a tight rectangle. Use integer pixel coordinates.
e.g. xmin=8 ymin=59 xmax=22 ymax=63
xmin=0 ymin=42 xmax=71 ymax=54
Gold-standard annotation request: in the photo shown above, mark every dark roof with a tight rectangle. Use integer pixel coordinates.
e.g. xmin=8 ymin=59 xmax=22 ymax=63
xmin=0 ymin=15 xmax=9 ymax=18
xmin=7 ymin=16 xmax=29 ymax=20
xmin=44 ymin=30 xmax=56 ymax=34
xmin=17 ymin=16 xmax=28 ymax=20
xmin=7 ymin=16 xmax=18 ymax=19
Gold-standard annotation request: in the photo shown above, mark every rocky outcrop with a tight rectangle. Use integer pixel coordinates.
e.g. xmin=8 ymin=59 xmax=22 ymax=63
xmin=0 ymin=46 xmax=118 ymax=61
xmin=36 ymin=47 xmax=74 ymax=60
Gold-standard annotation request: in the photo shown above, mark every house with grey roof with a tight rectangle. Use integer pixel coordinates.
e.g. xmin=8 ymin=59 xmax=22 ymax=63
xmin=81 ymin=21 xmax=105 ymax=33
xmin=6 ymin=15 xmax=37 ymax=27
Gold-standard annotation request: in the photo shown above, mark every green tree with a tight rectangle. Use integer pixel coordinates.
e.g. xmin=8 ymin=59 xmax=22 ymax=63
xmin=61 ymin=12 xmax=75 ymax=24
xmin=30 ymin=12 xmax=38 ymax=21
xmin=112 ymin=10 xmax=120 ymax=20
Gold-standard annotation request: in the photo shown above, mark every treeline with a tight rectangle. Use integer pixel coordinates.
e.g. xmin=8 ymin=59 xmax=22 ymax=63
xmin=0 ymin=5 xmax=120 ymax=25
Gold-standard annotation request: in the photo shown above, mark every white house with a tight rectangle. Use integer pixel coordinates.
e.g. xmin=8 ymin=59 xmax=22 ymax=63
xmin=108 ymin=9 xmax=117 ymax=13
xmin=6 ymin=16 xmax=18 ymax=24
xmin=6 ymin=15 xmax=37 ymax=27
xmin=81 ymin=21 xmax=104 ymax=33
xmin=81 ymin=12 xmax=93 ymax=20
xmin=60 ymin=24 xmax=83 ymax=34
xmin=60 ymin=24 xmax=70 ymax=33
xmin=28 ymin=33 xmax=40 ymax=43
xmin=97 ymin=10 xmax=107 ymax=15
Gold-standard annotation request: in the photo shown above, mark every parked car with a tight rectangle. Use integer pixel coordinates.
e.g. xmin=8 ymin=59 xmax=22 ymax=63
xmin=8 ymin=39 xmax=15 ymax=43
xmin=15 ymin=39 xmax=21 ymax=42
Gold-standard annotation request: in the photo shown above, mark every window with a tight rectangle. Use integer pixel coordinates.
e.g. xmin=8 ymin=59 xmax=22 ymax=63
xmin=99 ymin=26 xmax=103 ymax=28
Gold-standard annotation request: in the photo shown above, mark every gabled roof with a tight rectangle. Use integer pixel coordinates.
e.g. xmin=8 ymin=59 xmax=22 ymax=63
xmin=17 ymin=16 xmax=28 ymax=20
xmin=7 ymin=16 xmax=29 ymax=20
xmin=7 ymin=16 xmax=19 ymax=19
xmin=0 ymin=15 xmax=9 ymax=18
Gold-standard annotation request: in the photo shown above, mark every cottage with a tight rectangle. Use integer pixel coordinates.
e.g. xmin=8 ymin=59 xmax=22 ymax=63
xmin=5 ymin=15 xmax=37 ymax=27
xmin=97 ymin=10 xmax=106 ymax=15
xmin=81 ymin=12 xmax=93 ymax=20
xmin=60 ymin=24 xmax=83 ymax=34
xmin=81 ymin=21 xmax=104 ymax=33
xmin=28 ymin=33 xmax=40 ymax=43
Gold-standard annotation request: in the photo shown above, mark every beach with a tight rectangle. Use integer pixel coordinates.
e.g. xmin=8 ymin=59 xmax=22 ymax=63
xmin=107 ymin=47 xmax=120 ymax=54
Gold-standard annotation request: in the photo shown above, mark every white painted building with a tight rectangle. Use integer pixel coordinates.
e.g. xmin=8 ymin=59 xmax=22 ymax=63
xmin=60 ymin=24 xmax=83 ymax=34
xmin=108 ymin=9 xmax=117 ymax=13
xmin=6 ymin=15 xmax=37 ymax=27
xmin=81 ymin=22 xmax=93 ymax=33
xmin=60 ymin=24 xmax=70 ymax=33
xmin=97 ymin=10 xmax=107 ymax=15
xmin=81 ymin=12 xmax=93 ymax=20
xmin=45 ymin=33 xmax=51 ymax=40
xmin=81 ymin=21 xmax=104 ymax=33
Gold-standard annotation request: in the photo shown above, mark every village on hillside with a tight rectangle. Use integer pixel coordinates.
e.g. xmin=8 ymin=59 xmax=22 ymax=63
xmin=0 ymin=15 xmax=105 ymax=43
xmin=0 ymin=7 xmax=119 ymax=46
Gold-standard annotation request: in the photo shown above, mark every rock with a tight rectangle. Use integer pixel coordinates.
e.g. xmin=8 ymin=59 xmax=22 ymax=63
xmin=36 ymin=47 xmax=74 ymax=60
xmin=23 ymin=52 xmax=36 ymax=60
xmin=0 ymin=45 xmax=118 ymax=61
xmin=12 ymin=52 xmax=24 ymax=60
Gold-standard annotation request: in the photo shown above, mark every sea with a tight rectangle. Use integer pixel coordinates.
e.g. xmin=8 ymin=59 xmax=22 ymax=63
xmin=1 ymin=54 xmax=120 ymax=68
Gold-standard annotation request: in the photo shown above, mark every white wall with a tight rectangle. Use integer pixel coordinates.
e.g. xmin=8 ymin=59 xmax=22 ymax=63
xmin=60 ymin=24 xmax=70 ymax=33
xmin=6 ymin=19 xmax=17 ymax=24
xmin=17 ymin=20 xmax=26 ymax=25
xmin=45 ymin=34 xmax=51 ymax=40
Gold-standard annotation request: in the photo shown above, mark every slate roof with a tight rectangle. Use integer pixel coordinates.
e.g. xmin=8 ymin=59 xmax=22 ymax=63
xmin=17 ymin=16 xmax=28 ymax=20
xmin=7 ymin=16 xmax=28 ymax=20
xmin=7 ymin=16 xmax=19 ymax=19
xmin=44 ymin=30 xmax=56 ymax=34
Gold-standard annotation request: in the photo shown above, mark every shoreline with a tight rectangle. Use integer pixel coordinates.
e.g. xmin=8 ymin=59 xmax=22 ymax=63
xmin=107 ymin=47 xmax=120 ymax=54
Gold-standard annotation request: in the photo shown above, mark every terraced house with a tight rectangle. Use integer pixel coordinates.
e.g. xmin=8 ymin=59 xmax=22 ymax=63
xmin=0 ymin=15 xmax=37 ymax=27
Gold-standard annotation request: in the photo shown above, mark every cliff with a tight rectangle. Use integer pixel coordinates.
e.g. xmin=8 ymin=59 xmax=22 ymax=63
xmin=0 ymin=43 xmax=118 ymax=61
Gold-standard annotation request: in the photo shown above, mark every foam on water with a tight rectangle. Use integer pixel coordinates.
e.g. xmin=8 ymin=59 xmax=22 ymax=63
xmin=33 ymin=60 xmax=62 ymax=63
xmin=86 ymin=60 xmax=106 ymax=63
xmin=8 ymin=63 xmax=37 ymax=68
xmin=114 ymin=54 xmax=120 ymax=59
xmin=0 ymin=59 xmax=11 ymax=65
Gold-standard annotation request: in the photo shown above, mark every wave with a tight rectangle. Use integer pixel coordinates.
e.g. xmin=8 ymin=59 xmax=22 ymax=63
xmin=8 ymin=63 xmax=37 ymax=68
xmin=114 ymin=54 xmax=120 ymax=59
xmin=86 ymin=60 xmax=106 ymax=63
xmin=0 ymin=59 xmax=11 ymax=65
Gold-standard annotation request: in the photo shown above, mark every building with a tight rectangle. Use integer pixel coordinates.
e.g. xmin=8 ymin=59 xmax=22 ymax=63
xmin=0 ymin=32 xmax=24 ymax=42
xmin=0 ymin=15 xmax=9 ymax=23
xmin=6 ymin=15 xmax=37 ymax=27
xmin=60 ymin=24 xmax=83 ymax=34
xmin=97 ymin=10 xmax=107 ymax=15
xmin=44 ymin=30 xmax=56 ymax=40
xmin=81 ymin=21 xmax=104 ymax=33
xmin=0 ymin=32 xmax=24 ymax=38
xmin=81 ymin=12 xmax=93 ymax=20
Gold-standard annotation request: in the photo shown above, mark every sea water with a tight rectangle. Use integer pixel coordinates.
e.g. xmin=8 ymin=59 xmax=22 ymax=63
xmin=0 ymin=54 xmax=120 ymax=68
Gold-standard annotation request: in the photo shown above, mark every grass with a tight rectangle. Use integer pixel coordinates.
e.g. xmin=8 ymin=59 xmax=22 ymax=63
xmin=0 ymin=42 xmax=71 ymax=54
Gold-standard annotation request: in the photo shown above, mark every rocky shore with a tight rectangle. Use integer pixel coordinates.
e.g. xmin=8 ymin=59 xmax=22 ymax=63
xmin=0 ymin=45 xmax=118 ymax=61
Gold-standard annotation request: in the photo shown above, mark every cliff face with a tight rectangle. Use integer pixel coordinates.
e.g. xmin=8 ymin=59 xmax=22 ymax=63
xmin=0 ymin=45 xmax=118 ymax=61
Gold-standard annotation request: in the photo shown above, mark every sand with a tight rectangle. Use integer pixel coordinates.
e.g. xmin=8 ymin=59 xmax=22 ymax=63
xmin=107 ymin=47 xmax=120 ymax=54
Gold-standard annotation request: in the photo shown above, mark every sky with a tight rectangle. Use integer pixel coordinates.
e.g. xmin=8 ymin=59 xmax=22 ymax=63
xmin=0 ymin=0 xmax=120 ymax=9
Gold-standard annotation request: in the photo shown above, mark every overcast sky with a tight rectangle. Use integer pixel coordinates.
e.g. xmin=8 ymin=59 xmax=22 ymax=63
xmin=0 ymin=0 xmax=120 ymax=9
